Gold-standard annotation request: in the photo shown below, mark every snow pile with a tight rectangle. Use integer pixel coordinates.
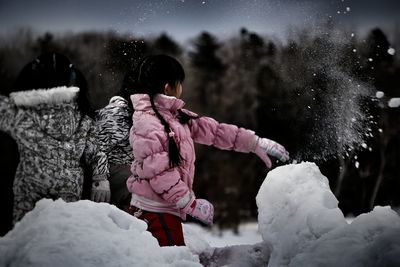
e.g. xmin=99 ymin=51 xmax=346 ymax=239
xmin=0 ymin=199 xmax=201 ymax=267
xmin=257 ymin=162 xmax=400 ymax=267
xmin=1 ymin=162 xmax=400 ymax=266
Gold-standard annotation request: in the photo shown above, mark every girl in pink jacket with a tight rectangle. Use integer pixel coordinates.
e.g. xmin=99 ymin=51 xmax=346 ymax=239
xmin=126 ymin=55 xmax=289 ymax=246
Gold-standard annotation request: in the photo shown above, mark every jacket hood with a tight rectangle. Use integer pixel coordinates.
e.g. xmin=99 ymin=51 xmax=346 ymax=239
xmin=10 ymin=86 xmax=84 ymax=141
xmin=131 ymin=94 xmax=185 ymax=113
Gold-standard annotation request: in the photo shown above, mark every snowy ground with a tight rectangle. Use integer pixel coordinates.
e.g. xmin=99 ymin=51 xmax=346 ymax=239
xmin=1 ymin=162 xmax=399 ymax=267
xmin=184 ymin=222 xmax=262 ymax=248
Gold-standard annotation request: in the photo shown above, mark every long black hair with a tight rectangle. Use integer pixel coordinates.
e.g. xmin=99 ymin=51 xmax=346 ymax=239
xmin=123 ymin=54 xmax=186 ymax=167
xmin=13 ymin=52 xmax=95 ymax=118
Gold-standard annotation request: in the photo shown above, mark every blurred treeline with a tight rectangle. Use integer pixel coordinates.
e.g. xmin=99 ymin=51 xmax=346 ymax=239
xmin=0 ymin=25 xmax=399 ymax=231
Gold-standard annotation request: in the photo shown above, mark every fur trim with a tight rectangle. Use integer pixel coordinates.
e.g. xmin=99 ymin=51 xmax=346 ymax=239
xmin=10 ymin=86 xmax=80 ymax=107
xmin=109 ymin=96 xmax=128 ymax=106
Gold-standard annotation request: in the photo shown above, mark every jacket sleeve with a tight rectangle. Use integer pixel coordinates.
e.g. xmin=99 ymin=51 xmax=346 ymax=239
xmin=83 ymin=119 xmax=110 ymax=182
xmin=130 ymin=118 xmax=190 ymax=205
xmin=187 ymin=110 xmax=257 ymax=153
xmin=95 ymin=97 xmax=131 ymax=154
xmin=0 ymin=95 xmax=18 ymax=137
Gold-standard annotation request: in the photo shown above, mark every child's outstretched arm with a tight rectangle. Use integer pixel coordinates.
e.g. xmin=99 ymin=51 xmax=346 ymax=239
xmin=83 ymin=120 xmax=111 ymax=202
xmin=185 ymin=110 xmax=289 ymax=168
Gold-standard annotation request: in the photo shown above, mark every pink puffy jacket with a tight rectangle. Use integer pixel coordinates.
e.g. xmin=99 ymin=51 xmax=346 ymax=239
xmin=127 ymin=94 xmax=256 ymax=219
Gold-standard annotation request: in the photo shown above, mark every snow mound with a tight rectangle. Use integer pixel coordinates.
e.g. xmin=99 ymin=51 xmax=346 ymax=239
xmin=0 ymin=199 xmax=201 ymax=267
xmin=2 ymin=162 xmax=400 ymax=267
xmin=257 ymin=162 xmax=400 ymax=267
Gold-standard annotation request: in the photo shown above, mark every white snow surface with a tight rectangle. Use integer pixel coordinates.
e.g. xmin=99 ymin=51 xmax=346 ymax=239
xmin=184 ymin=222 xmax=262 ymax=248
xmin=0 ymin=200 xmax=201 ymax=267
xmin=1 ymin=162 xmax=400 ymax=267
xmin=257 ymin=162 xmax=400 ymax=267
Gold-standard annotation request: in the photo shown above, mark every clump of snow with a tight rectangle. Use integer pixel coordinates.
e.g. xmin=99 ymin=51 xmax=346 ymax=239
xmin=387 ymin=47 xmax=396 ymax=55
xmin=375 ymin=91 xmax=384 ymax=98
xmin=0 ymin=199 xmax=201 ymax=267
xmin=388 ymin=98 xmax=400 ymax=108
xmin=256 ymin=162 xmax=400 ymax=267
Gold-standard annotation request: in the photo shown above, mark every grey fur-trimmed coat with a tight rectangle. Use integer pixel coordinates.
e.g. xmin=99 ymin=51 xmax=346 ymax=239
xmin=0 ymin=86 xmax=109 ymax=222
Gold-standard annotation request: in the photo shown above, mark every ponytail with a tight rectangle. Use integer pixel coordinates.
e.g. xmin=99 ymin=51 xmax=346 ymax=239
xmin=149 ymin=95 xmax=182 ymax=167
xmin=131 ymin=54 xmax=186 ymax=167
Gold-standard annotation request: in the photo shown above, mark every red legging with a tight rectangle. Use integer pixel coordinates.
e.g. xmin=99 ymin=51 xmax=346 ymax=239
xmin=127 ymin=206 xmax=185 ymax=246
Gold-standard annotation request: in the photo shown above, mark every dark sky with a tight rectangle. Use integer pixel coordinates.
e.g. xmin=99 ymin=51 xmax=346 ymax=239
xmin=0 ymin=0 xmax=399 ymax=43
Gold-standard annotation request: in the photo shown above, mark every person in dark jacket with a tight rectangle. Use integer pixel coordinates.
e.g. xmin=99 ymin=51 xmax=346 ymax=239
xmin=0 ymin=52 xmax=110 ymax=224
xmin=95 ymin=78 xmax=134 ymax=210
xmin=0 ymin=131 xmax=18 ymax=235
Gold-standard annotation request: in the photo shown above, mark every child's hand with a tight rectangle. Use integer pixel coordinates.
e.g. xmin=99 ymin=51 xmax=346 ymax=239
xmin=91 ymin=180 xmax=111 ymax=202
xmin=183 ymin=198 xmax=214 ymax=226
xmin=254 ymin=137 xmax=290 ymax=168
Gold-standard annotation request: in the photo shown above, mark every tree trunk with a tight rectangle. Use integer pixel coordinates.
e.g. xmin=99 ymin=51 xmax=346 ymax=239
xmin=334 ymin=156 xmax=347 ymax=198
xmin=369 ymin=137 xmax=388 ymax=209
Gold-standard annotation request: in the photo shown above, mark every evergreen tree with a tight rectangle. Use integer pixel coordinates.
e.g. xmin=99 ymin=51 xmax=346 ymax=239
xmin=189 ymin=32 xmax=225 ymax=115
xmin=152 ymin=33 xmax=182 ymax=56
